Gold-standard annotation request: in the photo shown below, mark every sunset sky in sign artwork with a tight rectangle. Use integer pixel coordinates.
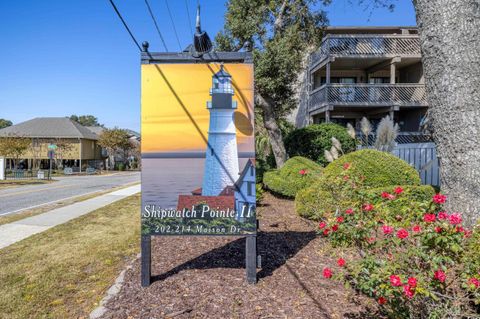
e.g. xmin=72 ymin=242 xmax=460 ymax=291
xmin=141 ymin=63 xmax=254 ymax=154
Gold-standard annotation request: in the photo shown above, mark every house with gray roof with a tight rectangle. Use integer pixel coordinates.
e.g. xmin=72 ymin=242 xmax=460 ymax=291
xmin=0 ymin=117 xmax=105 ymax=171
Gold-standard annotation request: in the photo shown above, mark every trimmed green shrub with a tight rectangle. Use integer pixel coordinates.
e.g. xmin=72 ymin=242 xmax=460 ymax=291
xmin=284 ymin=123 xmax=356 ymax=165
xmin=360 ymin=185 xmax=436 ymax=226
xmin=263 ymin=156 xmax=322 ymax=198
xmin=295 ymin=183 xmax=349 ymax=219
xmin=295 ymin=185 xmax=434 ymax=221
xmin=295 ymin=151 xmax=423 ymax=219
xmin=322 ymin=149 xmax=421 ymax=188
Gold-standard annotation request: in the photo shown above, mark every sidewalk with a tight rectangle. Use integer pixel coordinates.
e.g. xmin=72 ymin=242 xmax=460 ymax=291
xmin=0 ymin=184 xmax=140 ymax=249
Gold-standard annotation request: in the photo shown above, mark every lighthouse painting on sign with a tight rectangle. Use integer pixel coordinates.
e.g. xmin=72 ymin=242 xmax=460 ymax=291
xmin=141 ymin=62 xmax=256 ymax=236
xmin=202 ymin=65 xmax=239 ymax=196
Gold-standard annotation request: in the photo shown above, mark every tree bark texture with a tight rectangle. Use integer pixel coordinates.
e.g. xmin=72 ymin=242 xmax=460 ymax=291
xmin=413 ymin=0 xmax=480 ymax=225
xmin=256 ymin=94 xmax=287 ymax=167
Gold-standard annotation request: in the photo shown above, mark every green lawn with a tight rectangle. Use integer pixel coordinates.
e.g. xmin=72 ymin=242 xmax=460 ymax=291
xmin=0 ymin=194 xmax=140 ymax=319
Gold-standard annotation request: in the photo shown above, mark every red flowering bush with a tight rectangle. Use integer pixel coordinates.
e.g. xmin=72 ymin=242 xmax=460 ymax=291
xmin=315 ymin=163 xmax=480 ymax=318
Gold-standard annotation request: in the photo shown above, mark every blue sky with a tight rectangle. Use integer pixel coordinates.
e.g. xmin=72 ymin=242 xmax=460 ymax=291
xmin=0 ymin=0 xmax=416 ymax=132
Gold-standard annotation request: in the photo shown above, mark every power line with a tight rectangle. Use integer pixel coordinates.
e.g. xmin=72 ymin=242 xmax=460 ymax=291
xmin=184 ymin=0 xmax=193 ymax=38
xmin=144 ymin=0 xmax=169 ymax=52
xmin=107 ymin=0 xmax=142 ymax=52
xmin=164 ymin=0 xmax=183 ymax=51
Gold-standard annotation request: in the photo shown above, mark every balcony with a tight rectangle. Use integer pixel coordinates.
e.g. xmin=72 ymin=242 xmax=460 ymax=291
xmin=309 ymin=84 xmax=427 ymax=111
xmin=310 ymin=34 xmax=421 ymax=69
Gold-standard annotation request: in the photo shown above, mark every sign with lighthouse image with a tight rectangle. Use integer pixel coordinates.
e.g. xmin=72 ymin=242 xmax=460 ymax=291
xmin=141 ymin=62 xmax=256 ymax=236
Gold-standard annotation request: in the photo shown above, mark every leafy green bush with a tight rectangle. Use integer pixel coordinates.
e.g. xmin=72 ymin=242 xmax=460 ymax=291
xmin=256 ymin=183 xmax=264 ymax=204
xmin=315 ymin=173 xmax=479 ymax=318
xmin=263 ymin=156 xmax=322 ymax=198
xmin=323 ymin=149 xmax=421 ymax=188
xmin=284 ymin=123 xmax=356 ymax=165
xmin=295 ymin=150 xmax=422 ymax=219
xmin=296 ymin=183 xmax=435 ymax=221
xmin=360 ymin=185 xmax=436 ymax=226
xmin=255 ymin=158 xmax=271 ymax=184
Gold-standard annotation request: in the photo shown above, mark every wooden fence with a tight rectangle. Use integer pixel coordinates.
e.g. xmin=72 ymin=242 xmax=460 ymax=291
xmin=359 ymin=142 xmax=440 ymax=187
xmin=392 ymin=143 xmax=439 ymax=187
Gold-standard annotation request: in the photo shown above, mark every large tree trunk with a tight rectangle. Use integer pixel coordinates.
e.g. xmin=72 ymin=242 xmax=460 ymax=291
xmin=413 ymin=0 xmax=480 ymax=225
xmin=256 ymin=94 xmax=288 ymax=167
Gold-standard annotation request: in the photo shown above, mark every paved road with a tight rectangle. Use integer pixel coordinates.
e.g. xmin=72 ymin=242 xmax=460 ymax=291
xmin=0 ymin=184 xmax=141 ymax=249
xmin=0 ymin=172 xmax=140 ymax=215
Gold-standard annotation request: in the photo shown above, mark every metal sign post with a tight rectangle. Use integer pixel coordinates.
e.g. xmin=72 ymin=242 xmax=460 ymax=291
xmin=47 ymin=144 xmax=56 ymax=180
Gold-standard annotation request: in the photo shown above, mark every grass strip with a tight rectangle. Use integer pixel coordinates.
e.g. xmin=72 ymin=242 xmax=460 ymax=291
xmin=0 ymin=194 xmax=140 ymax=319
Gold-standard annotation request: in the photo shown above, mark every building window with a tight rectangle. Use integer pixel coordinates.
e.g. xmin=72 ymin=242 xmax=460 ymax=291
xmin=247 ymin=181 xmax=255 ymax=196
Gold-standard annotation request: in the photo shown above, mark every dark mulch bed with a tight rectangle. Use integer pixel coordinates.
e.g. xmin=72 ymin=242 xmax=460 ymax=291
xmin=101 ymin=193 xmax=379 ymax=319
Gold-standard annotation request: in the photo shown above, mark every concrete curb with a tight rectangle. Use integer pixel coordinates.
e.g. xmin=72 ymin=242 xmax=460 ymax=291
xmin=89 ymin=254 xmax=140 ymax=319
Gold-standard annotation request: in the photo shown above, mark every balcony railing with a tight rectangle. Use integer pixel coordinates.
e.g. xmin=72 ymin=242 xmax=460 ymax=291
xmin=309 ymin=84 xmax=427 ymax=110
xmin=310 ymin=34 xmax=421 ymax=68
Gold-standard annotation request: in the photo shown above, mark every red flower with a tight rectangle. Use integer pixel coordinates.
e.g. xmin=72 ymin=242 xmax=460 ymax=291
xmin=423 ymin=214 xmax=436 ymax=223
xmin=434 ymin=270 xmax=446 ymax=282
xmin=336 ymin=216 xmax=344 ymax=223
xmin=464 ymin=230 xmax=473 ymax=238
xmin=393 ymin=186 xmax=404 ymax=194
xmin=437 ymin=211 xmax=449 ymax=220
xmin=407 ymin=277 xmax=417 ymax=288
xmin=390 ymin=275 xmax=402 ymax=287
xmin=435 ymin=226 xmax=443 ymax=233
xmin=381 ymin=192 xmax=396 ymax=200
xmin=403 ymin=284 xmax=415 ymax=299
xmin=455 ymin=226 xmax=464 ymax=233
xmin=323 ymin=267 xmax=333 ymax=278
xmin=412 ymin=225 xmax=421 ymax=233
xmin=332 ymin=224 xmax=339 ymax=232
xmin=343 ymin=162 xmax=351 ymax=170
xmin=396 ymin=228 xmax=409 ymax=239
xmin=345 ymin=208 xmax=354 ymax=215
xmin=468 ymin=278 xmax=480 ymax=288
xmin=343 ymin=175 xmax=349 ymax=181
xmin=448 ymin=213 xmax=462 ymax=225
xmin=367 ymin=237 xmax=376 ymax=244
xmin=378 ymin=297 xmax=387 ymax=305
xmin=433 ymin=194 xmax=447 ymax=204
xmin=323 ymin=228 xmax=330 ymax=236
xmin=362 ymin=203 xmax=374 ymax=211
xmin=382 ymin=225 xmax=394 ymax=235
xmin=337 ymin=258 xmax=346 ymax=267
xmin=299 ymin=169 xmax=307 ymax=175
xmin=318 ymin=222 xmax=326 ymax=229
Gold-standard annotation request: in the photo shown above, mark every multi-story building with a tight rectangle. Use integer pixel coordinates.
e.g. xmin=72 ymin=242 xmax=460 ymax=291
xmin=297 ymin=26 xmax=428 ymax=136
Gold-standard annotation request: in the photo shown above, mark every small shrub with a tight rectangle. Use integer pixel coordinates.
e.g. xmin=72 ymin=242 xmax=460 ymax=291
xmin=322 ymin=149 xmax=421 ymax=188
xmin=313 ymin=164 xmax=480 ymax=318
xmin=284 ymin=123 xmax=356 ymax=165
xmin=255 ymin=158 xmax=271 ymax=184
xmin=360 ymin=185 xmax=436 ymax=226
xmin=255 ymin=183 xmax=264 ymax=204
xmin=295 ymin=150 xmax=422 ymax=220
xmin=263 ymin=156 xmax=322 ymax=198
